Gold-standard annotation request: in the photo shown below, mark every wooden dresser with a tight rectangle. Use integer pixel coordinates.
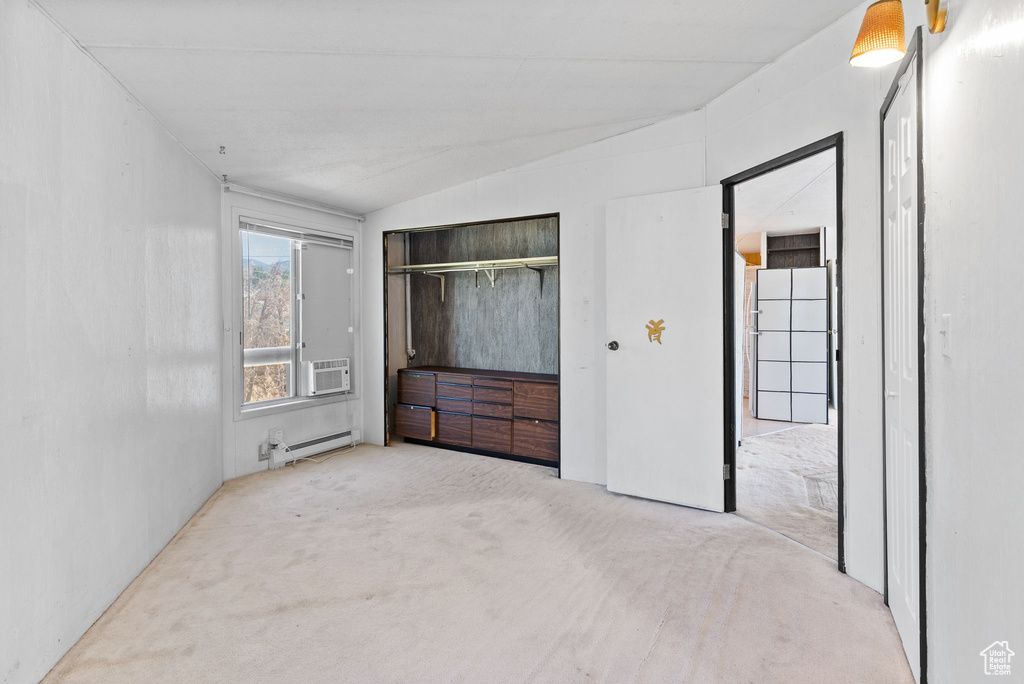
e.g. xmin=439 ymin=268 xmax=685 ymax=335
xmin=394 ymin=366 xmax=559 ymax=464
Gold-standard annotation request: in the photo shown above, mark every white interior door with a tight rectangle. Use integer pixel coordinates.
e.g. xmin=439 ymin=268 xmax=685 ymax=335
xmin=605 ymin=186 xmax=724 ymax=512
xmin=884 ymin=59 xmax=922 ymax=683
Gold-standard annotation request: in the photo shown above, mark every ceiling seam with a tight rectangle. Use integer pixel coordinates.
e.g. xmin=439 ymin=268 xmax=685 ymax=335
xmin=78 ymin=44 xmax=771 ymax=65
xmin=24 ymin=0 xmax=222 ymax=183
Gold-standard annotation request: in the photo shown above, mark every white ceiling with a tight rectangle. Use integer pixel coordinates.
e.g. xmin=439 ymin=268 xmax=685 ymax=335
xmin=733 ymin=150 xmax=837 ymax=254
xmin=34 ymin=0 xmax=864 ymax=214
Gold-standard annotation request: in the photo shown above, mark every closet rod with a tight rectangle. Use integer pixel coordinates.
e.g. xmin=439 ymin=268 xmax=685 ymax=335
xmin=386 ymin=256 xmax=557 ymax=275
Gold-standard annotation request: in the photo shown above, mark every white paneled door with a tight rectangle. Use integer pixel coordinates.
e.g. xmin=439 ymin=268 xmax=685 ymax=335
xmin=605 ymin=187 xmax=724 ymax=512
xmin=754 ymin=266 xmax=829 ymax=423
xmin=883 ymin=59 xmax=922 ymax=684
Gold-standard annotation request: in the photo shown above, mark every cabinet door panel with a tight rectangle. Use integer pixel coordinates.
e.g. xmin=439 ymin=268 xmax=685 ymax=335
xmin=473 ymin=387 xmax=512 ymax=404
xmin=394 ymin=405 xmax=434 ymax=440
xmin=436 ymin=383 xmax=473 ymax=400
xmin=436 ymin=397 xmax=472 ymax=414
xmin=758 ymin=300 xmax=791 ymax=331
xmin=473 ymin=377 xmax=513 ymax=390
xmin=792 ymin=362 xmax=828 ymax=394
xmin=758 ymin=361 xmax=791 ymax=392
xmin=437 ymin=412 xmax=472 ymax=447
xmin=757 ymin=269 xmax=792 ymax=300
xmin=756 ymin=392 xmax=791 ymax=421
xmin=513 ymin=382 xmax=558 ymax=421
xmin=473 ymin=402 xmax=512 ymax=420
xmin=792 ymin=393 xmax=828 ymax=423
xmin=792 ymin=332 xmax=828 ymax=362
xmin=472 ymin=417 xmax=511 ymax=453
xmin=792 ymin=300 xmax=828 ymax=332
xmin=792 ymin=267 xmax=828 ymax=299
xmin=758 ymin=332 xmax=790 ymax=362
xmin=513 ymin=419 xmax=559 ymax=462
xmin=437 ymin=373 xmax=472 ymax=386
xmin=397 ymin=371 xmax=436 ymax=407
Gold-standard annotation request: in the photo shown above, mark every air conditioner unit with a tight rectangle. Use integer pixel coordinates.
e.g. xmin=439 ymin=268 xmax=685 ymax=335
xmin=305 ymin=357 xmax=350 ymax=395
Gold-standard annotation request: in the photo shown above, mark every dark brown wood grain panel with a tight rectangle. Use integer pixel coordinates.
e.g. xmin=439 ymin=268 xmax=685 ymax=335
xmin=437 ymin=411 xmax=472 ymax=447
xmin=436 ymin=383 xmax=473 ymax=400
xmin=472 ymin=416 xmax=511 ymax=453
xmin=410 ymin=366 xmax=557 ymax=384
xmin=473 ymin=377 xmax=513 ymax=390
xmin=437 ymin=373 xmax=472 ymax=386
xmin=397 ymin=371 xmax=436 ymax=407
xmin=513 ymin=382 xmax=558 ymax=421
xmin=473 ymin=386 xmax=512 ymax=404
xmin=394 ymin=405 xmax=435 ymax=441
xmin=472 ymin=401 xmax=512 ymax=420
xmin=436 ymin=397 xmax=472 ymax=414
xmin=512 ymin=418 xmax=559 ymax=462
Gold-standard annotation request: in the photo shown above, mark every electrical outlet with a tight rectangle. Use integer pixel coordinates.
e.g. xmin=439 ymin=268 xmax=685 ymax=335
xmin=269 ymin=428 xmax=284 ymax=446
xmin=258 ymin=442 xmax=270 ymax=461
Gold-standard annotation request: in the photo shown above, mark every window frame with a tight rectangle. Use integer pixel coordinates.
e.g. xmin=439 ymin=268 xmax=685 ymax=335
xmin=231 ymin=209 xmax=360 ymax=421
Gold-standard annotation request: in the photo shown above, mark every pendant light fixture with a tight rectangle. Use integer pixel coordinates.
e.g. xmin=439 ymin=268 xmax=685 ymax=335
xmin=850 ymin=0 xmax=906 ymax=67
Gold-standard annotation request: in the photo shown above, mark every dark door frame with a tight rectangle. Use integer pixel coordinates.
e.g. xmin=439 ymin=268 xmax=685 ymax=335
xmin=720 ymin=133 xmax=847 ymax=573
xmin=382 ymin=213 xmax=562 ymax=478
xmin=880 ymin=26 xmax=928 ymax=684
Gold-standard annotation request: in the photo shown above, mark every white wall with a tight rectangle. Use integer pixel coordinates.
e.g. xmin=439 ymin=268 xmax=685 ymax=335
xmin=704 ymin=0 xmax=929 ymax=594
xmin=219 ymin=193 xmax=363 ymax=480
xmin=363 ymin=114 xmax=707 ymax=484
xmin=0 ymin=1 xmax=223 ymax=682
xmin=362 ymin=2 xmax=912 ymax=592
xmin=923 ymin=2 xmax=1024 ymax=679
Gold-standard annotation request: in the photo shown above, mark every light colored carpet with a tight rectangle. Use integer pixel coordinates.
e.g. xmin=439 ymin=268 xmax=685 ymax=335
xmin=736 ymin=423 xmax=839 ymax=559
xmin=43 ymin=443 xmax=909 ymax=684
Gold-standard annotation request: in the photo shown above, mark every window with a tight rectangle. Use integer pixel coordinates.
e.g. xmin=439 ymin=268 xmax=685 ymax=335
xmin=242 ymin=230 xmax=295 ymax=403
xmin=239 ymin=220 xmax=355 ymax=408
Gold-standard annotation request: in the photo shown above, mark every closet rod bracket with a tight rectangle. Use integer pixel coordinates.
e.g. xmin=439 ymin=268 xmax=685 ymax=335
xmin=424 ymin=273 xmax=446 ymax=302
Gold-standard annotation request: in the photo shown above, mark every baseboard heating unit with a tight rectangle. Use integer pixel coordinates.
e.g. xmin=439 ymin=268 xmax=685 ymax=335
xmin=270 ymin=429 xmax=360 ymax=469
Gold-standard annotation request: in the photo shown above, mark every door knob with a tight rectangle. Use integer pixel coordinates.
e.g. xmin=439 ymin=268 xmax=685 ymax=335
xmin=607 ymin=341 xmax=619 ymax=351
xmin=887 ymin=391 xmax=898 ymax=398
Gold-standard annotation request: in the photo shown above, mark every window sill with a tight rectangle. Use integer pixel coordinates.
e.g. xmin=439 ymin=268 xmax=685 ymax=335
xmin=235 ymin=390 xmax=357 ymax=421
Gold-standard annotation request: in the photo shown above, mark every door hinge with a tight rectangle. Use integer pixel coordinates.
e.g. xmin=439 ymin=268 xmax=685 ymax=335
xmin=722 ymin=213 xmax=730 ymax=230
xmin=723 ymin=464 xmax=731 ymax=480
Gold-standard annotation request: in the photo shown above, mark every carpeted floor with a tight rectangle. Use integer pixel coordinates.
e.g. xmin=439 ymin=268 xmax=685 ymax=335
xmin=736 ymin=422 xmax=839 ymax=559
xmin=44 ymin=443 xmax=909 ymax=683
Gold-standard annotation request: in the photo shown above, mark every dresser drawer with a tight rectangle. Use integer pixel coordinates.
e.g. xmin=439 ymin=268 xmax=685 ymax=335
xmin=394 ymin=404 xmax=435 ymax=441
xmin=437 ymin=411 xmax=472 ymax=447
xmin=472 ymin=416 xmax=511 ymax=453
xmin=513 ymin=382 xmax=558 ymax=421
xmin=436 ymin=397 xmax=472 ymax=414
xmin=436 ymin=383 xmax=473 ymax=400
xmin=398 ymin=371 xmax=436 ymax=407
xmin=437 ymin=372 xmax=472 ymax=386
xmin=512 ymin=418 xmax=559 ymax=462
xmin=472 ymin=401 xmax=512 ymax=420
xmin=473 ymin=377 xmax=513 ymax=390
xmin=473 ymin=386 xmax=512 ymax=404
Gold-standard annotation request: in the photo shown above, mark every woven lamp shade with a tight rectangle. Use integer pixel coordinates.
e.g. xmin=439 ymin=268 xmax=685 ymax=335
xmin=850 ymin=0 xmax=906 ymax=67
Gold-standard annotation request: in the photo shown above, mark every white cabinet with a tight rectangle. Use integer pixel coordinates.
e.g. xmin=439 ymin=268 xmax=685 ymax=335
xmin=754 ymin=267 xmax=830 ymax=424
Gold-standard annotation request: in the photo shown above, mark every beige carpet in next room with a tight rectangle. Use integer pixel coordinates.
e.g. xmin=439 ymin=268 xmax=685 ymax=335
xmin=737 ymin=421 xmax=839 ymax=560
xmin=44 ymin=443 xmax=909 ymax=684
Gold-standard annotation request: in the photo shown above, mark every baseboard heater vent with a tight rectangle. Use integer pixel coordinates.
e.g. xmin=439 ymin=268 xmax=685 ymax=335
xmin=270 ymin=429 xmax=359 ymax=469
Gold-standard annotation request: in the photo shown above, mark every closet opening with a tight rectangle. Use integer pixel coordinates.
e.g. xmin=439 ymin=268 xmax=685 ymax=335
xmin=722 ymin=136 xmax=844 ymax=567
xmin=382 ymin=215 xmax=561 ymax=473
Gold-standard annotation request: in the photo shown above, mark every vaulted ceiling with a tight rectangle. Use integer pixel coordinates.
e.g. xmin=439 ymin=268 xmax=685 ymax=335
xmin=734 ymin=150 xmax=837 ymax=254
xmin=33 ymin=0 xmax=864 ymax=214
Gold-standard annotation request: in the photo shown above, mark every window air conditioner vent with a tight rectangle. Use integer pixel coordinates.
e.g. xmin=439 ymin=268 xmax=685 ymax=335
xmin=306 ymin=357 xmax=350 ymax=395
